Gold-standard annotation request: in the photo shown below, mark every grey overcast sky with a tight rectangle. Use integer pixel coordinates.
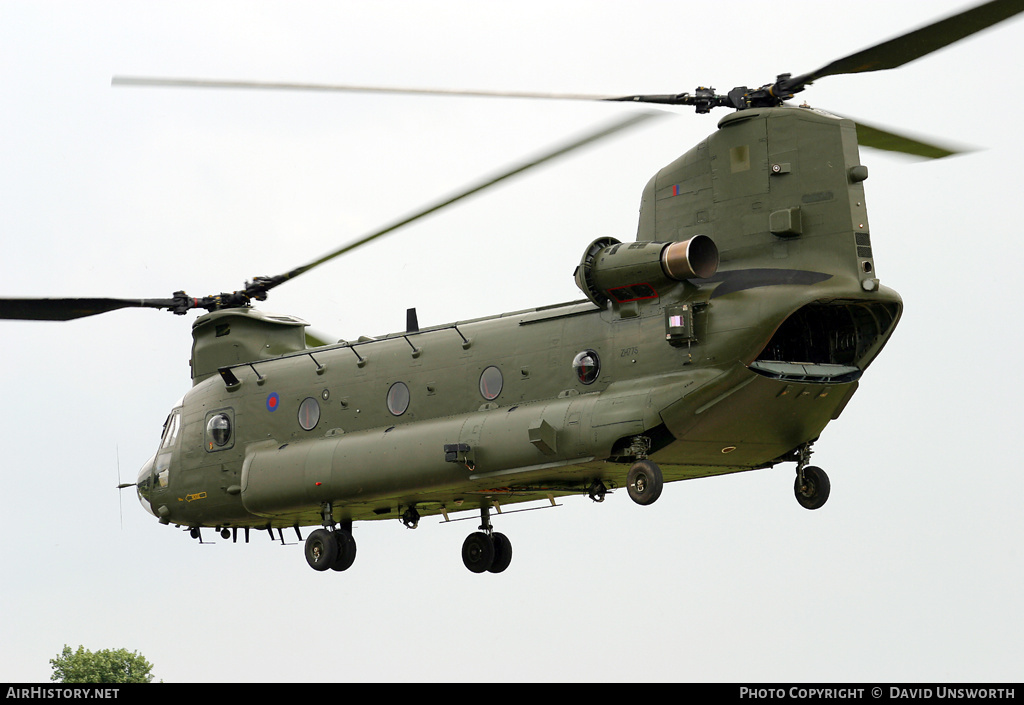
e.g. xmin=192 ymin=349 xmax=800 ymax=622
xmin=2 ymin=0 xmax=1022 ymax=683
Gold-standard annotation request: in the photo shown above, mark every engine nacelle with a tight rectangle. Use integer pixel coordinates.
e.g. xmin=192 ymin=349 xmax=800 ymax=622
xmin=573 ymin=235 xmax=719 ymax=307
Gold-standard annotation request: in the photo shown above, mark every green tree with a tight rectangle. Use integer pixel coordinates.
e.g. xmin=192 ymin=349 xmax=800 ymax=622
xmin=49 ymin=645 xmax=154 ymax=683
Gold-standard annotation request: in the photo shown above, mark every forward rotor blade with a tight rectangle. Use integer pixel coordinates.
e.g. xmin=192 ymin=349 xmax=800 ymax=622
xmin=113 ymin=76 xmax=617 ymax=102
xmin=254 ymin=111 xmax=664 ymax=294
xmin=0 ymin=297 xmax=179 ymax=321
xmin=786 ymin=0 xmax=1024 ymax=90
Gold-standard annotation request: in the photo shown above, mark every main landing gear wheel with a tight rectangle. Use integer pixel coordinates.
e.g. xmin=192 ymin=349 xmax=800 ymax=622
xmin=304 ymin=528 xmax=338 ymax=571
xmin=461 ymin=531 xmax=514 ymax=573
xmin=461 ymin=505 xmax=513 ymax=574
xmin=462 ymin=532 xmax=495 ymax=573
xmin=488 ymin=532 xmax=513 ymax=574
xmin=627 ymin=459 xmax=663 ymax=506
xmin=795 ymin=465 xmax=830 ymax=510
xmin=331 ymin=529 xmax=357 ymax=572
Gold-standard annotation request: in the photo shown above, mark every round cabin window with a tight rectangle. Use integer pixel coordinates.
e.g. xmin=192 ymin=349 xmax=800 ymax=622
xmin=572 ymin=350 xmax=601 ymax=385
xmin=206 ymin=413 xmax=231 ymax=447
xmin=479 ymin=366 xmax=503 ymax=400
xmin=387 ymin=382 xmax=410 ymax=416
xmin=298 ymin=397 xmax=321 ymax=431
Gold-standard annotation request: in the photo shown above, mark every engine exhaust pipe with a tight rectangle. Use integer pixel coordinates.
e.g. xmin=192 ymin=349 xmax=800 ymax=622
xmin=661 ymin=235 xmax=719 ymax=281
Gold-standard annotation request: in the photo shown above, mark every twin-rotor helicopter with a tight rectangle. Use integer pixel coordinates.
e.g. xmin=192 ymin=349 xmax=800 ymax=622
xmin=4 ymin=1 xmax=1021 ymax=574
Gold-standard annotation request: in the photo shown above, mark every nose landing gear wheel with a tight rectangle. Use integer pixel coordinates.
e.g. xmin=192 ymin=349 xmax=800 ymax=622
xmin=304 ymin=529 xmax=338 ymax=571
xmin=627 ymin=459 xmax=663 ymax=506
xmin=462 ymin=532 xmax=495 ymax=573
xmin=795 ymin=465 xmax=830 ymax=510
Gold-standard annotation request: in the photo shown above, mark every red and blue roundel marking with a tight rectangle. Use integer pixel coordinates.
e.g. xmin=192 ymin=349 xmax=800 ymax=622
xmin=266 ymin=392 xmax=280 ymax=412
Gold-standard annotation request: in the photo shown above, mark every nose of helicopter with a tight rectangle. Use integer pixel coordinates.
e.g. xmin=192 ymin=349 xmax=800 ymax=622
xmin=135 ymin=455 xmax=157 ymax=517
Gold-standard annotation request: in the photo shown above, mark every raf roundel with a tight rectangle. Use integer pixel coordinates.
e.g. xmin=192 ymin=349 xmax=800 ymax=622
xmin=266 ymin=392 xmax=280 ymax=412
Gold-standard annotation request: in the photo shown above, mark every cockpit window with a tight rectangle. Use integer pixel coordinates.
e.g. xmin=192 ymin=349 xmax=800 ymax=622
xmin=161 ymin=411 xmax=181 ymax=449
xmin=155 ymin=454 xmax=171 ymax=488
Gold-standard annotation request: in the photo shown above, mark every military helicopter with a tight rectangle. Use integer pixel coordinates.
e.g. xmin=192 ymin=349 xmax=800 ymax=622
xmin=3 ymin=0 xmax=1021 ymax=575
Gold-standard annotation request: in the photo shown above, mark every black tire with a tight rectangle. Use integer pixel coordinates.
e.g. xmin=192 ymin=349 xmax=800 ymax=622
xmin=487 ymin=532 xmax=513 ymax=574
xmin=462 ymin=532 xmax=495 ymax=573
xmin=304 ymin=528 xmax=338 ymax=571
xmin=331 ymin=530 xmax=357 ymax=572
xmin=627 ymin=459 xmax=663 ymax=506
xmin=795 ymin=465 xmax=831 ymax=510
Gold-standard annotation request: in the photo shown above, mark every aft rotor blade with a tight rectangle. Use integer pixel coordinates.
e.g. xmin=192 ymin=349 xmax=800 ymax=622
xmin=0 ymin=297 xmax=179 ymax=321
xmin=254 ymin=111 xmax=663 ymax=294
xmin=785 ymin=0 xmax=1024 ymax=91
xmin=113 ymin=76 xmax=725 ymax=110
xmin=113 ymin=76 xmax=618 ymax=102
xmin=113 ymin=76 xmax=717 ymax=110
xmin=854 ymin=120 xmax=967 ymax=160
